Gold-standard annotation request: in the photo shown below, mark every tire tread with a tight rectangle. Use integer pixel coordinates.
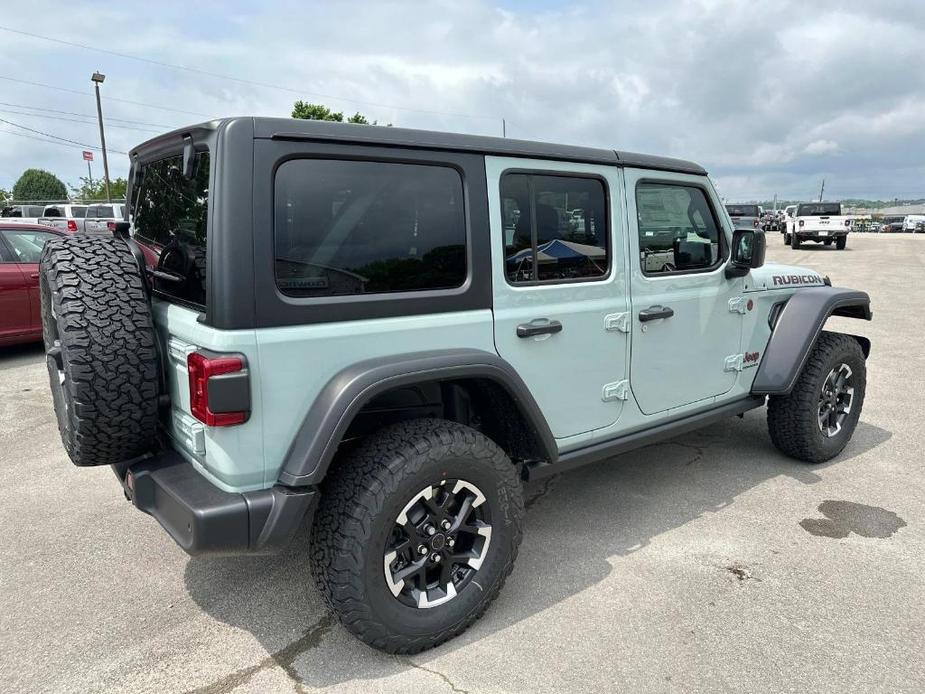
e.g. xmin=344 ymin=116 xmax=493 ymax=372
xmin=310 ymin=418 xmax=523 ymax=654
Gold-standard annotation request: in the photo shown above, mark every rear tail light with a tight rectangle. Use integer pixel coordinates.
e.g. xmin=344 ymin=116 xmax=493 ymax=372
xmin=753 ymin=219 xmax=759 ymax=227
xmin=66 ymin=219 xmax=77 ymax=231
xmin=107 ymin=221 xmax=116 ymax=232
xmin=845 ymin=220 xmax=851 ymax=227
xmin=187 ymin=351 xmax=250 ymax=426
xmin=799 ymin=220 xmax=804 ymax=227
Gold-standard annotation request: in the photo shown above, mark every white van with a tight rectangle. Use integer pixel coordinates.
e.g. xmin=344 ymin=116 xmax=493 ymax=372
xmin=902 ymin=215 xmax=925 ymax=232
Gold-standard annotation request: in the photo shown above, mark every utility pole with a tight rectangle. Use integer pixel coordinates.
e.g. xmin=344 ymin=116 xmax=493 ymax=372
xmin=502 ymin=118 xmax=506 ymax=138
xmin=818 ymin=179 xmax=825 ymax=202
xmin=773 ymin=193 xmax=777 ymax=212
xmin=91 ymin=71 xmax=112 ymax=203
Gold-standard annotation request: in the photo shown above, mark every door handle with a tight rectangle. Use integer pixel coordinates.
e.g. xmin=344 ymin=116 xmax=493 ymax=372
xmin=638 ymin=305 xmax=674 ymax=322
xmin=517 ymin=319 xmax=563 ymax=338
xmin=30 ymin=273 xmax=39 ymax=279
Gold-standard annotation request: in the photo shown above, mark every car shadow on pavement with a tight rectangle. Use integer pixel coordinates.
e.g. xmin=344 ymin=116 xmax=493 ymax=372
xmin=0 ymin=342 xmax=44 ymax=371
xmin=791 ymin=245 xmax=852 ymax=251
xmin=183 ymin=411 xmax=891 ymax=691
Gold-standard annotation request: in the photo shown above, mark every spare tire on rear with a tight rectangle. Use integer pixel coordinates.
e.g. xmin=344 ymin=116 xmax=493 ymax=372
xmin=40 ymin=234 xmax=159 ymax=466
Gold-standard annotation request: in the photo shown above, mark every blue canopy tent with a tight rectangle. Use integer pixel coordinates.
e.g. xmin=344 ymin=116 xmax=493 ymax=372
xmin=506 ymin=239 xmax=606 ymax=279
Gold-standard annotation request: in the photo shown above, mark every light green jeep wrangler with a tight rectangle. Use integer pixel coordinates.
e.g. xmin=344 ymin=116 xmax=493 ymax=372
xmin=40 ymin=118 xmax=872 ymax=653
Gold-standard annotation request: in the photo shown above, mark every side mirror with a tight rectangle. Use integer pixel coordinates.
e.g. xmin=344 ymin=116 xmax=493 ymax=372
xmin=725 ymin=229 xmax=765 ymax=279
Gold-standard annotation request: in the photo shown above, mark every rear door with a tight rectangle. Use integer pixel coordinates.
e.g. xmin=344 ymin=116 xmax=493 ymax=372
xmin=1 ymin=228 xmax=61 ymax=328
xmin=487 ymin=156 xmax=630 ymax=440
xmin=626 ymin=170 xmax=742 ymax=415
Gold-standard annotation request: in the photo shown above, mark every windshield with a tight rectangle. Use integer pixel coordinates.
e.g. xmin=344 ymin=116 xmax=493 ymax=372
xmin=725 ymin=205 xmax=759 ymax=217
xmin=132 ymin=151 xmax=210 ymax=308
xmin=797 ymin=203 xmax=841 ymax=216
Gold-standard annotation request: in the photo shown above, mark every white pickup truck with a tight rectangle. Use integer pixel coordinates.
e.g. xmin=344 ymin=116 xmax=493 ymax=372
xmin=1 ymin=205 xmax=47 ymax=224
xmin=83 ymin=203 xmax=126 ymax=233
xmin=783 ymin=202 xmax=851 ymax=250
xmin=39 ymin=204 xmax=89 ymax=233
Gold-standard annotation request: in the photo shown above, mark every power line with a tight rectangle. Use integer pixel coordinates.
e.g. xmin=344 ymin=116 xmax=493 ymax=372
xmin=0 ymin=116 xmax=127 ymax=154
xmin=0 ymin=24 xmax=498 ymax=122
xmin=0 ymin=107 xmax=162 ymax=134
xmin=0 ymin=126 xmax=97 ymax=151
xmin=0 ymin=100 xmax=171 ymax=128
xmin=0 ymin=75 xmax=213 ymax=118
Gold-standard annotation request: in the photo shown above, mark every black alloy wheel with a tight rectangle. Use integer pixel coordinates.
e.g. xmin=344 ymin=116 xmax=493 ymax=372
xmin=384 ymin=479 xmax=492 ymax=609
xmin=817 ymin=363 xmax=855 ymax=438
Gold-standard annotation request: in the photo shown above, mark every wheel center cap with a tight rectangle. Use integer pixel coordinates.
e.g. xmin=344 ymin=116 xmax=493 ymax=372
xmin=430 ymin=533 xmax=446 ymax=551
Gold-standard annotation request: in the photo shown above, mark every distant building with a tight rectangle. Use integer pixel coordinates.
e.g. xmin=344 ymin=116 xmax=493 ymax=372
xmin=845 ymin=203 xmax=925 ymax=216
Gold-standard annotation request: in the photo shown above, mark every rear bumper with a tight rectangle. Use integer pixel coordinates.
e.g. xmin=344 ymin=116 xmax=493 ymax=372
xmin=114 ymin=451 xmax=318 ymax=556
xmin=795 ymin=230 xmax=848 ymax=240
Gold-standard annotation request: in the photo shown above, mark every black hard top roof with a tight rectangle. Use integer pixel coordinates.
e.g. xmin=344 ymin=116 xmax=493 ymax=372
xmin=133 ymin=117 xmax=707 ymax=176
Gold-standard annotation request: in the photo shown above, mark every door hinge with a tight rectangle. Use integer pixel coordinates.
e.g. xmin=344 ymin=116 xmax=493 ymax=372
xmin=724 ymin=354 xmax=744 ymax=372
xmin=728 ymin=297 xmax=748 ymax=314
xmin=602 ymin=379 xmax=629 ymax=402
xmin=604 ymin=312 xmax=630 ymax=333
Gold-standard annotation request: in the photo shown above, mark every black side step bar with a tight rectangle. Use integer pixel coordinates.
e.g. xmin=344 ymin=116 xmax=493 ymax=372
xmin=522 ymin=396 xmax=766 ymax=482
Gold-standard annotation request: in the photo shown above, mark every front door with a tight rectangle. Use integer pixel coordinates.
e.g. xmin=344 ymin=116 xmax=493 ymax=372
xmin=487 ymin=156 xmax=630 ymax=440
xmin=625 ymin=170 xmax=742 ymax=415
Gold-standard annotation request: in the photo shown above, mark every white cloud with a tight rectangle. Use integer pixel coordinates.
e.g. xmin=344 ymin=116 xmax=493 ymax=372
xmin=0 ymin=0 xmax=922 ymax=201
xmin=804 ymin=139 xmax=839 ymax=155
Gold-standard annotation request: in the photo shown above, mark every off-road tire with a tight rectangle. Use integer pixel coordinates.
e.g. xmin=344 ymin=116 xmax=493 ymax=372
xmin=836 ymin=236 xmax=847 ymax=250
xmin=790 ymin=232 xmax=800 ymax=249
xmin=783 ymin=232 xmax=791 ymax=245
xmin=310 ymin=419 xmax=524 ymax=654
xmin=767 ymin=331 xmax=866 ymax=463
xmin=39 ymin=234 xmax=159 ymax=466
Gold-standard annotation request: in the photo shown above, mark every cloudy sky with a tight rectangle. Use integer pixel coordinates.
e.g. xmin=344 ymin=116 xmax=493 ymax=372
xmin=0 ymin=0 xmax=922 ymax=201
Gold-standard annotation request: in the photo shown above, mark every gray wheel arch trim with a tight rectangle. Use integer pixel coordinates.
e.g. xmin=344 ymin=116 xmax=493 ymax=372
xmin=751 ymin=286 xmax=872 ymax=396
xmin=277 ymin=349 xmax=558 ymax=486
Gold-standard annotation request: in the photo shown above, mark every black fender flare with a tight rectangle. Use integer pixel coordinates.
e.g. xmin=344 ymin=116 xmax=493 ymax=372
xmin=751 ymin=287 xmax=872 ymax=396
xmin=277 ymin=349 xmax=557 ymax=486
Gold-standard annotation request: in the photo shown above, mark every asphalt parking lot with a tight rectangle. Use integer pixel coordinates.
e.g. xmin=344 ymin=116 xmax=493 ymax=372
xmin=1 ymin=234 xmax=923 ymax=693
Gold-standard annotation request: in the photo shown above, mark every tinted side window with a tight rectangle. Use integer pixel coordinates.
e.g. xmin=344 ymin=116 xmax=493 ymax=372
xmin=132 ymin=152 xmax=210 ymax=307
xmin=500 ymin=173 xmax=608 ymax=284
xmin=274 ymin=159 xmax=466 ymax=297
xmin=3 ymin=230 xmax=59 ymax=263
xmin=636 ymin=183 xmax=722 ymax=274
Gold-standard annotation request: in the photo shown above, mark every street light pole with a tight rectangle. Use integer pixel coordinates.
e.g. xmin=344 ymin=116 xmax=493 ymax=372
xmin=91 ymin=71 xmax=111 ymax=203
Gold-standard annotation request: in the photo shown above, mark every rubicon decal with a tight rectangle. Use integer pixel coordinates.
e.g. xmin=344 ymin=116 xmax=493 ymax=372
xmin=772 ymin=274 xmax=823 ymax=287
xmin=743 ymin=351 xmax=760 ymax=367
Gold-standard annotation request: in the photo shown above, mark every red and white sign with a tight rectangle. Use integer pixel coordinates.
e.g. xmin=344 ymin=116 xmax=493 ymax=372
xmin=82 ymin=150 xmax=94 ymax=161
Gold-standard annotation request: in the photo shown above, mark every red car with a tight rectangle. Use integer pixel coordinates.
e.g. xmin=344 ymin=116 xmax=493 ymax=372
xmin=0 ymin=224 xmax=64 ymax=346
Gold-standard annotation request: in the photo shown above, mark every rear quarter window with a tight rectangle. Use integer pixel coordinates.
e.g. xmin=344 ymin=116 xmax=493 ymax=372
xmin=274 ymin=159 xmax=467 ymax=297
xmin=132 ymin=152 xmax=210 ymax=308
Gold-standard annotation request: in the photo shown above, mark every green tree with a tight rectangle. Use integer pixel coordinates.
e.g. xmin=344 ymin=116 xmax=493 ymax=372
xmin=291 ymin=101 xmax=389 ymax=126
xmin=12 ymin=168 xmax=67 ymax=201
xmin=291 ymin=101 xmax=345 ymax=121
xmin=69 ymin=176 xmax=128 ymax=202
xmin=0 ymin=188 xmax=9 ymax=206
